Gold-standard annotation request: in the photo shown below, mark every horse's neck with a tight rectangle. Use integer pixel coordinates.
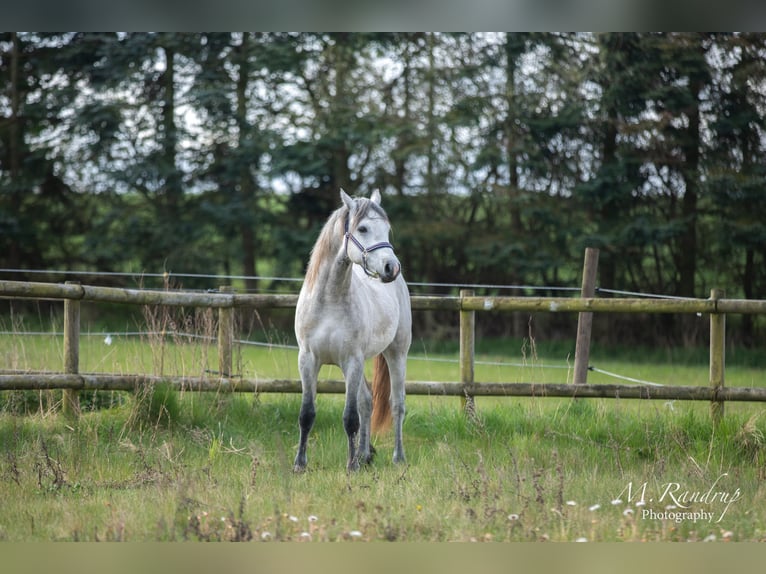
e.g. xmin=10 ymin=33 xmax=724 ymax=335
xmin=318 ymin=250 xmax=353 ymax=298
xmin=306 ymin=238 xmax=354 ymax=300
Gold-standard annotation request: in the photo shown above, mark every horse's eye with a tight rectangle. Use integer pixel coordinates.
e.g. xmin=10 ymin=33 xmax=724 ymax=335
xmin=358 ymin=226 xmax=368 ymax=234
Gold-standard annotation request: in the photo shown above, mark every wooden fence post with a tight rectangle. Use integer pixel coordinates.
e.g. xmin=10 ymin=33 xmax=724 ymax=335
xmin=710 ymin=288 xmax=725 ymax=424
xmin=573 ymin=248 xmax=599 ymax=385
xmin=218 ymin=286 xmax=234 ymax=377
xmin=459 ymin=289 xmax=476 ymax=417
xmin=63 ymin=281 xmax=80 ymax=417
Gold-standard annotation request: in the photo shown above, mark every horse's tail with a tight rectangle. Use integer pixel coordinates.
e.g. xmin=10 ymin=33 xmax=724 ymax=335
xmin=371 ymin=354 xmax=392 ymax=433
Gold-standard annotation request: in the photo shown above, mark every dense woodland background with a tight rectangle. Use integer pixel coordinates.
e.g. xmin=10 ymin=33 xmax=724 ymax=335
xmin=2 ymin=33 xmax=766 ymax=345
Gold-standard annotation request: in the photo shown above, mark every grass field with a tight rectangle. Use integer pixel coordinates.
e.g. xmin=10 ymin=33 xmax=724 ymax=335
xmin=2 ymin=325 xmax=766 ymax=542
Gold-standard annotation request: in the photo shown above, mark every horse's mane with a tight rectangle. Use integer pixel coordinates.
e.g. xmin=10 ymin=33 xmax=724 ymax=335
xmin=303 ymin=198 xmax=389 ymax=292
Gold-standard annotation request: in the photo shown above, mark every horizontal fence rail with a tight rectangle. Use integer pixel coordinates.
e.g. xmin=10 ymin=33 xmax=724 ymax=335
xmin=5 ymin=279 xmax=766 ymax=314
xmin=2 ymin=373 xmax=766 ymax=402
xmin=1 ymin=278 xmax=765 ymax=421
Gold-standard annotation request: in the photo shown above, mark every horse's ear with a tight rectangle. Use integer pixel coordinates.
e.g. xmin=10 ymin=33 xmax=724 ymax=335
xmin=340 ymin=189 xmax=355 ymax=211
xmin=370 ymin=189 xmax=382 ymax=205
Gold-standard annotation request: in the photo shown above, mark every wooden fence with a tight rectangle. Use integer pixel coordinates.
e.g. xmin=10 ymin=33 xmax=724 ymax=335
xmin=2 ymin=274 xmax=766 ymax=422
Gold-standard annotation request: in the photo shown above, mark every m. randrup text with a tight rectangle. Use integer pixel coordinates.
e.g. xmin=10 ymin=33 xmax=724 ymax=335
xmin=617 ymin=473 xmax=742 ymax=523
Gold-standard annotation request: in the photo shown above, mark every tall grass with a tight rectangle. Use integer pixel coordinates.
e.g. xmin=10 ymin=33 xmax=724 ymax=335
xmin=2 ymin=391 xmax=766 ymax=541
xmin=2 ymin=308 xmax=766 ymax=541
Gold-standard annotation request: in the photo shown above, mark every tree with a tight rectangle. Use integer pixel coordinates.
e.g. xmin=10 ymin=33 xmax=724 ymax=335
xmin=0 ymin=33 xmax=105 ymax=275
xmin=647 ymin=33 xmax=711 ymax=299
xmin=4 ymin=33 xmax=766 ymax=345
xmin=67 ymin=33 xmax=213 ymax=279
xmin=706 ymin=33 xmax=766 ymax=341
xmin=189 ymin=33 xmax=279 ymax=291
xmin=577 ymin=34 xmax=649 ymax=293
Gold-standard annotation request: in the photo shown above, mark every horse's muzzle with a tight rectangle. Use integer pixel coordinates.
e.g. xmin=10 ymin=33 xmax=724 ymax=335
xmin=380 ymin=260 xmax=401 ymax=283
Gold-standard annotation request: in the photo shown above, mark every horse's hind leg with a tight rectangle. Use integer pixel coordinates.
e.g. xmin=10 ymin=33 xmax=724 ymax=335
xmin=385 ymin=350 xmax=408 ymax=464
xmin=342 ymin=356 xmax=366 ymax=472
xmin=294 ymin=350 xmax=319 ymax=473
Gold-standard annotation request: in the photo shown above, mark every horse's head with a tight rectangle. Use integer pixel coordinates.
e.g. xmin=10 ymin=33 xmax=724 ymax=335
xmin=341 ymin=189 xmax=401 ymax=283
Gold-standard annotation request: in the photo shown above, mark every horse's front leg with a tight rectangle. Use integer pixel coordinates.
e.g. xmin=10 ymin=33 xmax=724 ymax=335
xmin=294 ymin=350 xmax=319 ymax=473
xmin=342 ymin=356 xmax=369 ymax=472
xmin=356 ymin=369 xmax=374 ymax=467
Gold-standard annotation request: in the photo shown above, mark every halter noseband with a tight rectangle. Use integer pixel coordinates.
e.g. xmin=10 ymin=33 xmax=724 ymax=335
xmin=344 ymin=212 xmax=396 ymax=279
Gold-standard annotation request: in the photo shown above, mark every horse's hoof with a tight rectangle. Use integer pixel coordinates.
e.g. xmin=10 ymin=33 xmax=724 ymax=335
xmin=293 ymin=458 xmax=308 ymax=473
xmin=359 ymin=445 xmax=376 ymax=465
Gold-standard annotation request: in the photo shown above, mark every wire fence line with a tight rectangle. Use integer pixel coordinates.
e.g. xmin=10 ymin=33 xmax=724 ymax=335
xmin=1 ymin=328 xmax=665 ymax=387
xmin=0 ymin=272 xmax=708 ymax=390
xmin=595 ymin=287 xmax=702 ymax=302
xmin=0 ymin=268 xmax=581 ymax=294
xmin=1 ymin=267 xmax=697 ymax=300
xmin=0 ymin=329 xmax=569 ymax=368
xmin=0 ymin=268 xmax=303 ymax=283
xmin=2 ymin=277 xmax=755 ymax=419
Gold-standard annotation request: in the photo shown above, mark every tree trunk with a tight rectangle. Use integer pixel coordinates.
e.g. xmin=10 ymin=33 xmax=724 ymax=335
xmin=160 ymin=40 xmax=182 ymax=214
xmin=7 ymin=32 xmax=22 ymax=269
xmin=426 ymin=32 xmax=437 ymax=197
xmin=598 ymin=111 xmax=618 ymax=294
xmin=237 ymin=34 xmax=258 ymax=293
xmin=393 ymin=47 xmax=412 ymax=197
xmin=504 ymin=34 xmax=524 ymax=235
xmin=329 ymin=33 xmax=352 ymax=194
xmin=678 ymin=74 xmax=701 ymax=299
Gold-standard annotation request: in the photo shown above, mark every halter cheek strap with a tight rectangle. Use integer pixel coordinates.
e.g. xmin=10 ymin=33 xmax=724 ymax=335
xmin=344 ymin=213 xmax=395 ymax=279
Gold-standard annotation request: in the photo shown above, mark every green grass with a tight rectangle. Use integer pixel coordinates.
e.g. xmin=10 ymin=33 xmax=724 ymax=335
xmin=2 ymin=329 xmax=766 ymax=541
xmin=2 ymin=392 xmax=766 ymax=541
xmin=4 ymin=329 xmax=765 ymax=387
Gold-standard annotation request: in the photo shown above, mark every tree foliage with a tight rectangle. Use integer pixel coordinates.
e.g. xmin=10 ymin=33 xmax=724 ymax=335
xmin=2 ymin=32 xmax=766 ymax=343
